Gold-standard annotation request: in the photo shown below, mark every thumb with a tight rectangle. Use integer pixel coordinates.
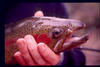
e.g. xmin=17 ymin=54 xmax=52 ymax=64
xmin=34 ymin=11 xmax=44 ymax=17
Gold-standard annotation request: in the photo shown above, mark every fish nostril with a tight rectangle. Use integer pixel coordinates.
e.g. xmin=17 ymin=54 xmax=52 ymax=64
xmin=83 ymin=23 xmax=86 ymax=28
xmin=79 ymin=23 xmax=86 ymax=29
xmin=75 ymin=20 xmax=86 ymax=30
xmin=71 ymin=20 xmax=86 ymax=31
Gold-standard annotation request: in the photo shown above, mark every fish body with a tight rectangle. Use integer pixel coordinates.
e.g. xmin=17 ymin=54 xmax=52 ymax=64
xmin=5 ymin=16 xmax=88 ymax=65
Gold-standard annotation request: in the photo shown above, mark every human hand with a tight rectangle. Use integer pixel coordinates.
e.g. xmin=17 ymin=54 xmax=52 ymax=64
xmin=14 ymin=11 xmax=60 ymax=66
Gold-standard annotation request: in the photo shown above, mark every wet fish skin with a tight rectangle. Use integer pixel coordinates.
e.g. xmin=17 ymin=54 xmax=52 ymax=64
xmin=5 ymin=16 xmax=88 ymax=65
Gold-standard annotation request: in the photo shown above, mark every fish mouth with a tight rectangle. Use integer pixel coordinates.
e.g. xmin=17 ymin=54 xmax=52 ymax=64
xmin=54 ymin=33 xmax=89 ymax=53
xmin=53 ymin=23 xmax=89 ymax=53
xmin=64 ymin=23 xmax=88 ymax=52
xmin=64 ymin=34 xmax=88 ymax=48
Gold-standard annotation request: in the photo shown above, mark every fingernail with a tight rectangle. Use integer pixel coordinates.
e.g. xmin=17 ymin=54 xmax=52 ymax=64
xmin=38 ymin=42 xmax=45 ymax=45
xmin=17 ymin=38 xmax=25 ymax=46
xmin=24 ymin=35 xmax=35 ymax=42
xmin=38 ymin=42 xmax=47 ymax=49
xmin=25 ymin=35 xmax=33 ymax=39
xmin=34 ymin=11 xmax=44 ymax=17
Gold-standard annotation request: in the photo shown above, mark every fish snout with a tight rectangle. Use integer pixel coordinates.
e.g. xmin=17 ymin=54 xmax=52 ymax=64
xmin=70 ymin=20 xmax=86 ymax=31
xmin=77 ymin=21 xmax=86 ymax=30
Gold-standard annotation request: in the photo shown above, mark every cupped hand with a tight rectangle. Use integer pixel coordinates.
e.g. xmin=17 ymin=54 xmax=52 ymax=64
xmin=14 ymin=11 xmax=60 ymax=66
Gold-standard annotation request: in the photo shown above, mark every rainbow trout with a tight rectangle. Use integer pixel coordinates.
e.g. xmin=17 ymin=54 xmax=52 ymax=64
xmin=5 ymin=16 xmax=88 ymax=65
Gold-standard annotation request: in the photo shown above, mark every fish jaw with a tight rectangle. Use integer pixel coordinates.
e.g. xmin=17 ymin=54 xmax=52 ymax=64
xmin=55 ymin=34 xmax=89 ymax=53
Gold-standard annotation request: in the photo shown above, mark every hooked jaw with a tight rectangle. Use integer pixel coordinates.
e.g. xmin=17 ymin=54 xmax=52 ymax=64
xmin=54 ymin=34 xmax=89 ymax=53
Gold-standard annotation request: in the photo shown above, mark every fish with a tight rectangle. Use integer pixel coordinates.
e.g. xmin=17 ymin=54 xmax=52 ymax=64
xmin=5 ymin=16 xmax=88 ymax=65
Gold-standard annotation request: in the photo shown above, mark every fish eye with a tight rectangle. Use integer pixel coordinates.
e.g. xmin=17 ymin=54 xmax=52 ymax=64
xmin=52 ymin=28 xmax=63 ymax=38
xmin=54 ymin=31 xmax=59 ymax=35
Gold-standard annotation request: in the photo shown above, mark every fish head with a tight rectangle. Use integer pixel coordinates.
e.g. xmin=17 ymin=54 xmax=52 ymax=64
xmin=32 ymin=17 xmax=85 ymax=50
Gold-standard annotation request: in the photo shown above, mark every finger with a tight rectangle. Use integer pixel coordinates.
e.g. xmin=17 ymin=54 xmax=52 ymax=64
xmin=24 ymin=35 xmax=37 ymax=46
xmin=34 ymin=11 xmax=44 ymax=17
xmin=38 ymin=43 xmax=60 ymax=65
xmin=14 ymin=51 xmax=26 ymax=66
xmin=24 ymin=35 xmax=46 ymax=65
xmin=16 ymin=38 xmax=35 ymax=65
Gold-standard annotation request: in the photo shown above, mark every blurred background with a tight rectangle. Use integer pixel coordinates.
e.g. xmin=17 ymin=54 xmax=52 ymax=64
xmin=64 ymin=3 xmax=100 ymax=65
